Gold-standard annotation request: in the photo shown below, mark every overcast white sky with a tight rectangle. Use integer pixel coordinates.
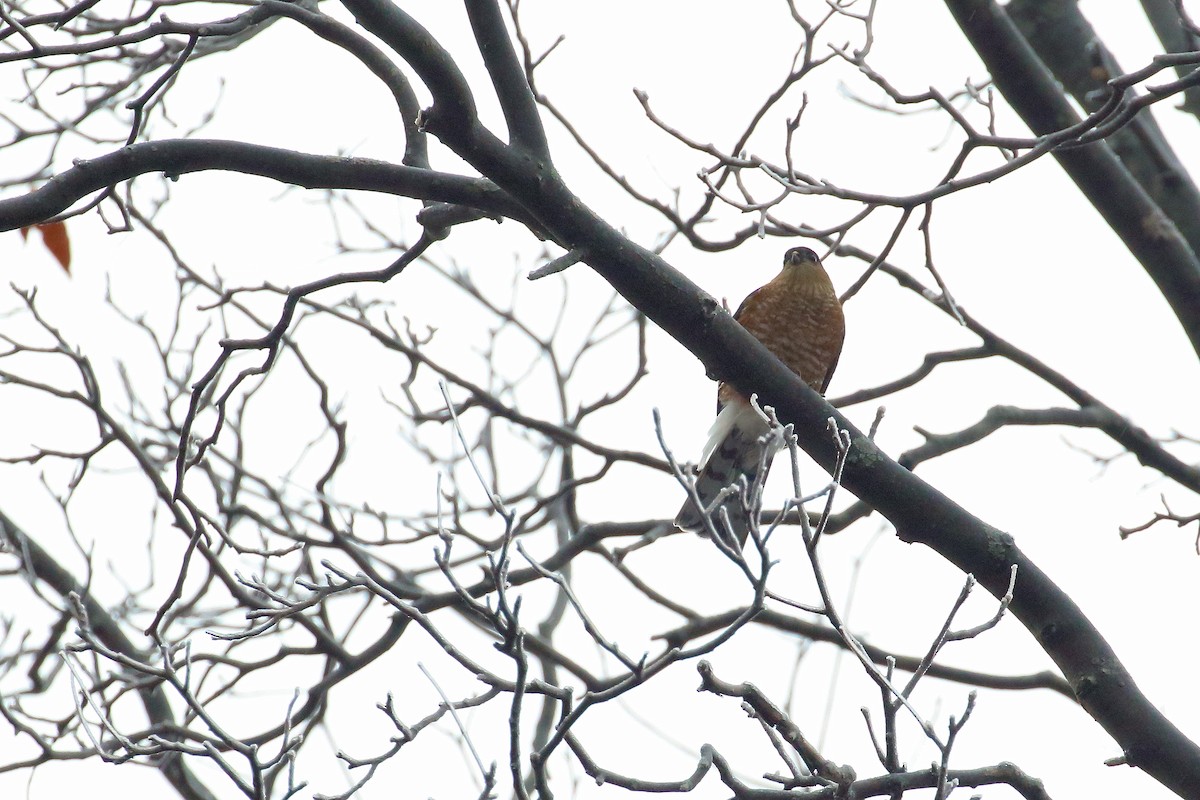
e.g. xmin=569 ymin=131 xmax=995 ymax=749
xmin=2 ymin=1 xmax=1199 ymax=798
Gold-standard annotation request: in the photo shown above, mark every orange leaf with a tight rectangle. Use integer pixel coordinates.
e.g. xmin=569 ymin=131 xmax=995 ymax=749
xmin=36 ymin=221 xmax=71 ymax=274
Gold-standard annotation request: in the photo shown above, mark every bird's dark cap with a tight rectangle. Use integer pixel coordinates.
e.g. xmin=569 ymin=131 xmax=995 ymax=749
xmin=784 ymin=246 xmax=820 ymax=265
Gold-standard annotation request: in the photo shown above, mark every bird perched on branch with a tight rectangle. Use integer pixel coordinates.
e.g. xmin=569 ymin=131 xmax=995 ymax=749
xmin=675 ymin=246 xmax=845 ymax=547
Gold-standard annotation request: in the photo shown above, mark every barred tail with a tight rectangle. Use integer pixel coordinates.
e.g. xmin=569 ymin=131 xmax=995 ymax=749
xmin=674 ymin=401 xmax=775 ymax=547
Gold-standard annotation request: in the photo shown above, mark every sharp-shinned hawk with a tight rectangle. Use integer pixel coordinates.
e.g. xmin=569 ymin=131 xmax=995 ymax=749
xmin=675 ymin=246 xmax=845 ymax=546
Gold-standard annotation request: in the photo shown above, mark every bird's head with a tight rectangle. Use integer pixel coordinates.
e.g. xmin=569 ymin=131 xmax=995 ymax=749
xmin=783 ymin=246 xmax=821 ymax=269
xmin=779 ymin=246 xmax=834 ymax=293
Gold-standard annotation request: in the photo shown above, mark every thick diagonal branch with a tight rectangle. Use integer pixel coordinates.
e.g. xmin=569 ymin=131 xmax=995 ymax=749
xmin=1007 ymin=0 xmax=1200 ymax=260
xmin=463 ymin=0 xmax=549 ymax=156
xmin=944 ymin=0 xmax=1200 ymax=360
